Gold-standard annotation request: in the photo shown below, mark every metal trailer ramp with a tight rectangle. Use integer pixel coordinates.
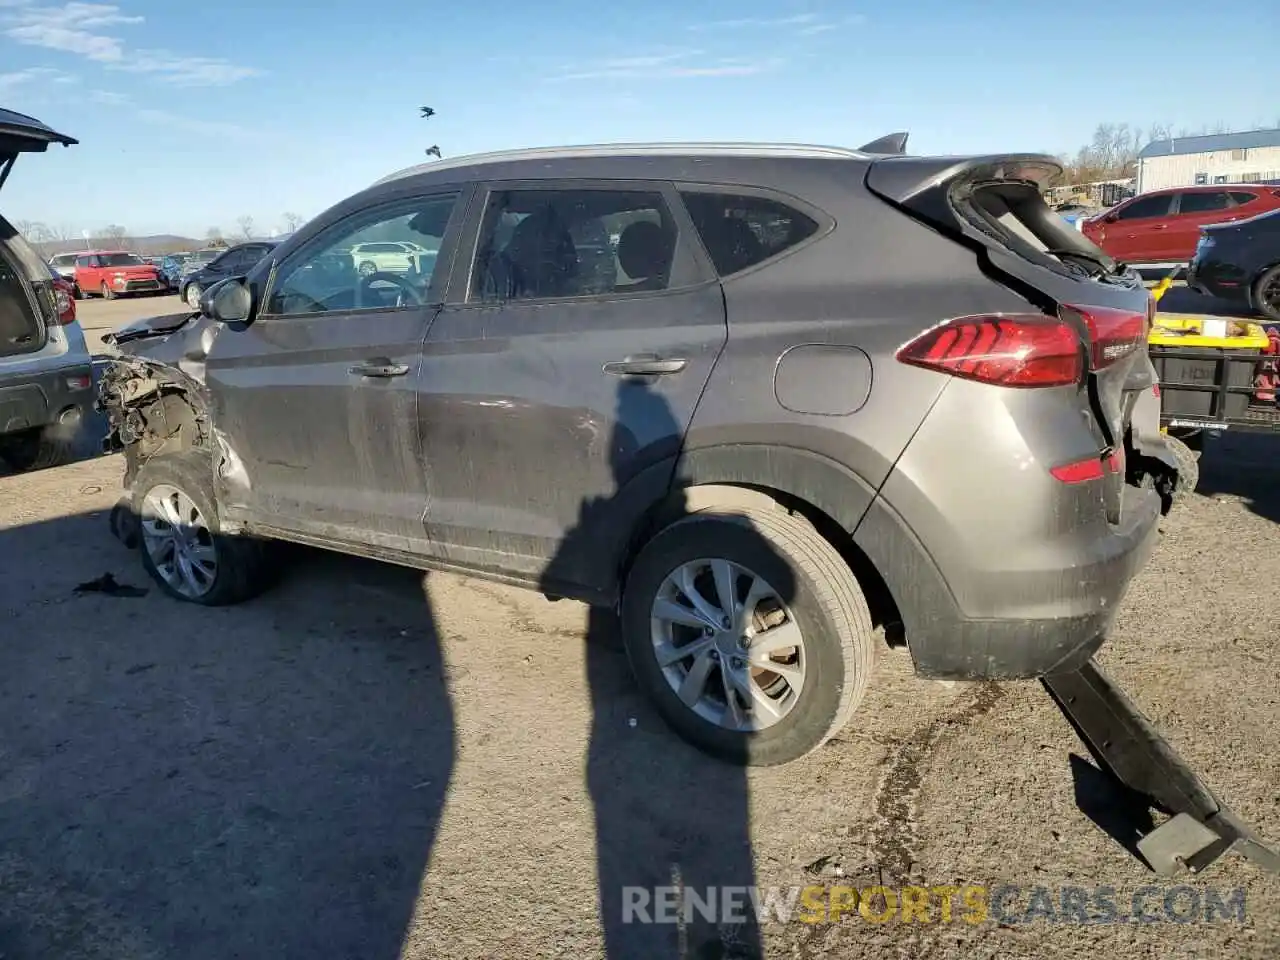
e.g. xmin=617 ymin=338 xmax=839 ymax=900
xmin=1043 ymin=660 xmax=1280 ymax=877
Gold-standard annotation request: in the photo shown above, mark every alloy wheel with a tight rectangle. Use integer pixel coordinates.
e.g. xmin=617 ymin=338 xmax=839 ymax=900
xmin=649 ymin=558 xmax=806 ymax=732
xmin=140 ymin=483 xmax=218 ymax=599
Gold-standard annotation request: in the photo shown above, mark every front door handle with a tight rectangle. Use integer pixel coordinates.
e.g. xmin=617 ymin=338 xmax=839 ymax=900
xmin=350 ymin=359 xmax=410 ymax=378
xmin=602 ymin=354 xmax=688 ymax=377
xmin=1152 ymin=224 xmax=1168 ymax=230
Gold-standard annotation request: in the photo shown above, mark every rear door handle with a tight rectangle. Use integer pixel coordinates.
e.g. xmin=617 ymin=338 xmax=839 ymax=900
xmin=602 ymin=355 xmax=688 ymax=377
xmin=350 ymin=360 xmax=410 ymax=378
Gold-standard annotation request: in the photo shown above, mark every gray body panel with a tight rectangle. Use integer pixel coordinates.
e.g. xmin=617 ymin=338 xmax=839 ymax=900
xmin=106 ymin=144 xmax=1165 ymax=679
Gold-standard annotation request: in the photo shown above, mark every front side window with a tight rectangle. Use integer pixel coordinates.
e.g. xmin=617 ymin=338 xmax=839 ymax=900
xmin=470 ymin=188 xmax=676 ymax=302
xmin=680 ymin=191 xmax=820 ymax=276
xmin=265 ymin=193 xmax=458 ymax=317
xmin=1115 ymin=194 xmax=1172 ymax=220
xmin=1178 ymin=192 xmax=1231 ymax=214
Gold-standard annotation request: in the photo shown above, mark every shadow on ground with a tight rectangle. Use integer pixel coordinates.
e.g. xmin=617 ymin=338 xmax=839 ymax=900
xmin=0 ymin=513 xmax=455 ymax=960
xmin=1194 ymin=431 xmax=1280 ymax=525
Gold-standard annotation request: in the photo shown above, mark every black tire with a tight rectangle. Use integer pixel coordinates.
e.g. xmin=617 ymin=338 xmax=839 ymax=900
xmin=131 ymin=450 xmax=276 ymax=605
xmin=1166 ymin=434 xmax=1199 ymax=504
xmin=100 ymin=281 xmax=114 ymax=301
xmin=184 ymin=283 xmax=202 ymax=310
xmin=1253 ymin=264 xmax=1280 ymax=323
xmin=72 ymin=284 xmax=83 ymax=301
xmin=621 ymin=507 xmax=875 ymax=766
xmin=0 ymin=425 xmax=74 ymax=472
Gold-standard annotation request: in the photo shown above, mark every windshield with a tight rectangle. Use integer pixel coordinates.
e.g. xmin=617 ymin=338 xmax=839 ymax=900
xmin=101 ymin=253 xmax=145 ymax=267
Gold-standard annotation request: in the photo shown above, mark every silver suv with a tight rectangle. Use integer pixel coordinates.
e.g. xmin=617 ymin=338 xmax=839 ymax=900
xmin=99 ymin=139 xmax=1183 ymax=765
xmin=1 ymin=108 xmax=91 ymax=472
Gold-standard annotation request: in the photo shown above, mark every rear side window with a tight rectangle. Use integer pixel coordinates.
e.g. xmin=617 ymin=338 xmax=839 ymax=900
xmin=1230 ymin=191 xmax=1259 ymax=207
xmin=1115 ymin=194 xmax=1172 ymax=220
xmin=471 ymin=188 xmax=676 ymax=302
xmin=1178 ymin=192 xmax=1231 ymax=214
xmin=680 ymin=191 xmax=819 ymax=276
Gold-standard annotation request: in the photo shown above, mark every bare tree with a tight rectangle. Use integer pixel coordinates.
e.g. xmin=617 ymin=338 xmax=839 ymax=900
xmin=15 ymin=220 xmax=56 ymax=257
xmin=235 ymin=215 xmax=256 ymax=241
xmin=93 ymin=224 xmax=130 ymax=248
xmin=206 ymin=226 xmax=224 ymax=244
xmin=282 ymin=211 xmax=304 ymax=232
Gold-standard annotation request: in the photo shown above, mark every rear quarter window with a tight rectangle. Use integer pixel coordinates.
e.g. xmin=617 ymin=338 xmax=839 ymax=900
xmin=679 ymin=191 xmax=819 ymax=276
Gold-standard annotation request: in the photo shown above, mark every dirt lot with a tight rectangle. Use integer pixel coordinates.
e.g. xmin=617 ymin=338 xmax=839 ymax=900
xmin=0 ymin=296 xmax=1277 ymax=959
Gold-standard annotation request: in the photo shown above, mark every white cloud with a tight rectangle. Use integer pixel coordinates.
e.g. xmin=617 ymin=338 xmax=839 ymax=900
xmin=89 ymin=89 xmax=255 ymax=139
xmin=686 ymin=13 xmax=819 ymax=31
xmin=549 ymin=51 xmax=782 ymax=82
xmin=0 ymin=65 xmax=76 ymax=89
xmin=3 ymin=2 xmax=140 ymax=61
xmin=110 ymin=50 xmax=261 ymax=86
xmin=2 ymin=1 xmax=259 ymax=85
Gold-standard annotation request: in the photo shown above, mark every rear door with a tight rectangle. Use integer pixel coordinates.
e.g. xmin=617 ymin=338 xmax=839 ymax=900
xmin=1168 ymin=190 xmax=1235 ymax=260
xmin=416 ymin=179 xmax=726 ymax=589
xmin=1099 ymin=192 xmax=1175 ymax=262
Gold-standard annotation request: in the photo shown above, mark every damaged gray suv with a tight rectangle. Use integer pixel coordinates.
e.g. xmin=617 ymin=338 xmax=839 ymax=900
xmin=100 ymin=137 xmax=1184 ymax=766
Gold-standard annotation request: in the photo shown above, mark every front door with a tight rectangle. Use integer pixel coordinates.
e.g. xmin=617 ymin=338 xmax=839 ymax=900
xmin=1100 ymin=192 xmax=1175 ymax=262
xmin=205 ymin=191 xmax=466 ymax=552
xmin=417 ymin=181 xmax=727 ymax=592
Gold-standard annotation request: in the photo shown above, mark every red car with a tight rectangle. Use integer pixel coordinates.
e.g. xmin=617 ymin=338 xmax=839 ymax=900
xmin=73 ymin=249 xmax=163 ymax=299
xmin=1081 ymin=184 xmax=1280 ymax=265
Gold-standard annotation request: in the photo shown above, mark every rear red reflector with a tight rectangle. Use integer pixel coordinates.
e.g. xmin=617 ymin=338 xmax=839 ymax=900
xmin=1063 ymin=304 xmax=1147 ymax=369
xmin=1152 ymin=383 xmax=1161 ymax=398
xmin=1050 ymin=457 xmax=1104 ymax=484
xmin=896 ymin=314 xmax=1083 ymax=387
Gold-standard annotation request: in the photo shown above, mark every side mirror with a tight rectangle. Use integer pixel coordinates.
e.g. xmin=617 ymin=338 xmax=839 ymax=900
xmin=202 ymin=277 xmax=252 ymax=323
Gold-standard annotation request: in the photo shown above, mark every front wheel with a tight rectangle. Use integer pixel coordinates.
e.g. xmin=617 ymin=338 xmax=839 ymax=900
xmin=184 ymin=284 xmax=202 ymax=310
xmin=132 ymin=451 xmax=276 ymax=605
xmin=620 ymin=506 xmax=876 ymax=766
xmin=100 ymin=282 xmax=114 ymax=301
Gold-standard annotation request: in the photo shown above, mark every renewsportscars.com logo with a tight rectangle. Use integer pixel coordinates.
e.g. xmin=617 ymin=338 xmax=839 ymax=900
xmin=622 ymin=884 xmax=1248 ymax=926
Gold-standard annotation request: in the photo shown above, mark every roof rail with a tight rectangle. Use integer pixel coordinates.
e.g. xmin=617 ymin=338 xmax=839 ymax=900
xmin=858 ymin=132 xmax=910 ymax=155
xmin=374 ymin=141 xmax=870 ymax=186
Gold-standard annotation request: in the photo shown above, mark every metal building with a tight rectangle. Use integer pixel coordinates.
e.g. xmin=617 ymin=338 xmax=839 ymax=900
xmin=1136 ymin=129 xmax=1280 ymax=193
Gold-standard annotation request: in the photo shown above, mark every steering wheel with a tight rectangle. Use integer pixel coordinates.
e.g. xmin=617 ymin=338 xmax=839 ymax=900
xmin=357 ymin=271 xmax=424 ymax=309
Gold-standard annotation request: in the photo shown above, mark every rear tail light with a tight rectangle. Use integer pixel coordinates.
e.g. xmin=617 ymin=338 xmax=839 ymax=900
xmin=896 ymin=314 xmax=1083 ymax=387
xmin=49 ymin=281 xmax=76 ymax=325
xmin=1050 ymin=448 xmax=1123 ymax=485
xmin=1061 ymin=304 xmax=1146 ymax=369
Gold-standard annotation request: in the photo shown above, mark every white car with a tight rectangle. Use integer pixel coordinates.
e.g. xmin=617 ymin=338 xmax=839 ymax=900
xmin=349 ymin=241 xmax=435 ymax=277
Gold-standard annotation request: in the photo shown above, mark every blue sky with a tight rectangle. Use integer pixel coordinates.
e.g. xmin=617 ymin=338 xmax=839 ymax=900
xmin=2 ymin=0 xmax=1278 ymax=238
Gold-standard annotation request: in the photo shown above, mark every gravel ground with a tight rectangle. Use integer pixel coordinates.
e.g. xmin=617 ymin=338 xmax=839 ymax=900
xmin=0 ymin=297 xmax=1276 ymax=960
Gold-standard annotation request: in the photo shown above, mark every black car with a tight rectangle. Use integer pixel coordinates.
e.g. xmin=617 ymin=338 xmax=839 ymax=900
xmin=178 ymin=241 xmax=277 ymax=310
xmin=1187 ymin=208 xmax=1280 ymax=321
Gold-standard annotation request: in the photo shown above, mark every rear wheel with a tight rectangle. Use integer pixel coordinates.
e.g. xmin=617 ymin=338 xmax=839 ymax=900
xmin=1166 ymin=434 xmax=1199 ymax=504
xmin=620 ymin=506 xmax=875 ymax=766
xmin=132 ymin=451 xmax=276 ymax=605
xmin=0 ymin=425 xmax=74 ymax=472
xmin=1253 ymin=265 xmax=1280 ymax=322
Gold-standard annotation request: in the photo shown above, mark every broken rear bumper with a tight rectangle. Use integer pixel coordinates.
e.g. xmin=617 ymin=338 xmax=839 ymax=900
xmin=1044 ymin=661 xmax=1279 ymax=876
